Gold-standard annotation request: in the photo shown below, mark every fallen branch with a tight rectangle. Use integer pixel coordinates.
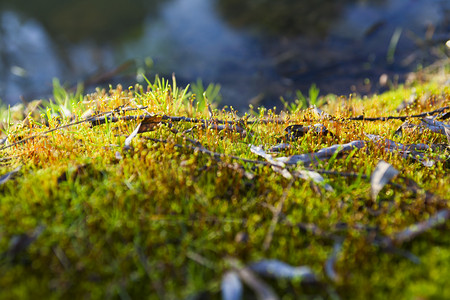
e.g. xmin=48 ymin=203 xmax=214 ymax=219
xmin=346 ymin=106 xmax=449 ymax=122
xmin=90 ymin=113 xmax=286 ymax=127
xmin=4 ymin=105 xmax=447 ymax=153
xmin=391 ymin=209 xmax=450 ymax=244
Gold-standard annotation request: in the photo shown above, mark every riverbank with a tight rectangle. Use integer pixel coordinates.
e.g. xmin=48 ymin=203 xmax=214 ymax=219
xmin=0 ymin=63 xmax=449 ymax=299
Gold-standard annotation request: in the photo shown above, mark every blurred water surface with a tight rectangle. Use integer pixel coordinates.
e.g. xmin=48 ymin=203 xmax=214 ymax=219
xmin=0 ymin=0 xmax=448 ymax=109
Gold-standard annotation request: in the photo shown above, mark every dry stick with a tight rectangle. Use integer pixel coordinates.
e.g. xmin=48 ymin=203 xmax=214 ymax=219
xmin=147 ymin=137 xmax=369 ymax=180
xmin=0 ymin=118 xmax=91 ymax=152
xmin=91 ymin=113 xmax=286 ymax=126
xmin=90 ymin=104 xmax=449 ymax=127
xmin=0 ymin=112 xmax=161 ymax=152
xmin=186 ymin=251 xmax=216 ymax=269
xmin=263 ymin=180 xmax=294 ymax=251
xmin=295 ymin=223 xmax=337 ymax=240
xmin=380 ymin=175 xmax=450 ymax=246
xmin=346 ymin=106 xmax=449 ymax=121
xmin=391 ymin=176 xmax=449 ymax=243
xmin=227 ymin=258 xmax=279 ymax=300
xmin=0 ymin=166 xmax=21 ymax=185
xmin=0 ymin=114 xmax=177 ymax=152
xmin=391 ymin=209 xmax=450 ymax=244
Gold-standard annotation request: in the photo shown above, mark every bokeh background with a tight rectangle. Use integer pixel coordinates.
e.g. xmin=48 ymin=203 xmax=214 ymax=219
xmin=0 ymin=0 xmax=449 ymax=110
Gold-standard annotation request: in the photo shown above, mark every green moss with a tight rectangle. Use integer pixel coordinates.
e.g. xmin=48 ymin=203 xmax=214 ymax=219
xmin=0 ymin=71 xmax=449 ymax=299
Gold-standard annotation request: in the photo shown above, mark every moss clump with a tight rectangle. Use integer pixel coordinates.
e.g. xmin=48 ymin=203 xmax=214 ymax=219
xmin=0 ymin=71 xmax=449 ymax=299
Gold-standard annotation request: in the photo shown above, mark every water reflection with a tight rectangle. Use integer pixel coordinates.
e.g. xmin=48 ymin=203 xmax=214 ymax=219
xmin=0 ymin=0 xmax=157 ymax=42
xmin=0 ymin=0 xmax=448 ymax=109
xmin=218 ymin=0 xmax=359 ymax=36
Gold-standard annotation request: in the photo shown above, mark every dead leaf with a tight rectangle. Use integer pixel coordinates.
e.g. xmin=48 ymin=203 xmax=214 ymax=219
xmin=221 ymin=271 xmax=243 ymax=300
xmin=0 ymin=166 xmax=21 ymax=185
xmin=227 ymin=258 xmax=279 ymax=300
xmin=250 ymin=145 xmax=286 ymax=168
xmin=57 ymin=164 xmax=90 ymax=183
xmin=393 ymin=121 xmax=419 ymax=136
xmin=293 ymin=169 xmax=334 ymax=192
xmin=370 ymin=161 xmax=399 ymax=200
xmin=124 ymin=123 xmax=142 ymax=151
xmin=312 ymin=106 xmax=332 ymax=120
xmin=138 ymin=115 xmax=163 ymax=133
xmin=324 ymin=240 xmax=343 ymax=283
xmin=248 ymin=259 xmax=317 ymax=283
xmin=276 ymin=140 xmax=366 ymax=165
xmin=4 ymin=225 xmax=44 ymax=260
xmin=366 ymin=134 xmax=405 ymax=150
xmin=271 ymin=166 xmax=293 ymax=179
xmin=440 ymin=111 xmax=450 ymax=120
xmin=284 ymin=124 xmax=332 ymax=140
xmin=115 ymin=151 xmax=123 ymax=160
xmin=366 ymin=134 xmax=436 ymax=167
xmin=81 ymin=108 xmax=95 ymax=120
xmin=383 ymin=148 xmax=435 ymax=167
xmin=52 ymin=245 xmax=71 ymax=270
xmin=220 ymin=162 xmax=255 ymax=180
xmin=396 ymin=93 xmax=416 ymax=111
xmin=22 ymin=100 xmax=43 ymax=125
xmin=267 ymin=143 xmax=291 ymax=153
xmin=249 ymin=147 xmax=293 ymax=179
xmin=202 ymin=123 xmax=247 ymax=137
xmin=444 ymin=126 xmax=450 ymax=144
xmin=421 ymin=117 xmax=450 ymax=135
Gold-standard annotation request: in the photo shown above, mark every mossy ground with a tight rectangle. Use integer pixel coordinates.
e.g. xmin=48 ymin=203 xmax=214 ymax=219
xmin=0 ymin=67 xmax=449 ymax=299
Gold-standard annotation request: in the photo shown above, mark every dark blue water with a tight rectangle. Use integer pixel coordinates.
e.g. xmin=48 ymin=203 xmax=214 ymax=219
xmin=0 ymin=0 xmax=449 ymax=110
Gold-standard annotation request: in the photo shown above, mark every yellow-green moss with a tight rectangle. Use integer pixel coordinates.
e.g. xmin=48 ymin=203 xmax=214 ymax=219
xmin=0 ymin=71 xmax=449 ymax=299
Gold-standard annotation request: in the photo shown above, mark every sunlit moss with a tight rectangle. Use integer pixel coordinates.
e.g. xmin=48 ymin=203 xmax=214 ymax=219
xmin=0 ymin=71 xmax=449 ymax=299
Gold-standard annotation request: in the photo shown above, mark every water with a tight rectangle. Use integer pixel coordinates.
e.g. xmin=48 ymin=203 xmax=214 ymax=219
xmin=0 ymin=0 xmax=448 ymax=110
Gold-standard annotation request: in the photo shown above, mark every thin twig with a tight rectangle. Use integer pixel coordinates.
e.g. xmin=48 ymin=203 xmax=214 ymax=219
xmin=391 ymin=209 xmax=450 ymax=244
xmin=379 ymin=174 xmax=449 ymax=246
xmin=90 ymin=113 xmax=286 ymax=126
xmin=263 ymin=180 xmax=294 ymax=251
xmin=88 ymin=105 xmax=450 ymax=126
xmin=90 ymin=105 xmax=449 ymax=128
xmin=346 ymin=106 xmax=449 ymax=121
xmin=0 ymin=118 xmax=91 ymax=151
